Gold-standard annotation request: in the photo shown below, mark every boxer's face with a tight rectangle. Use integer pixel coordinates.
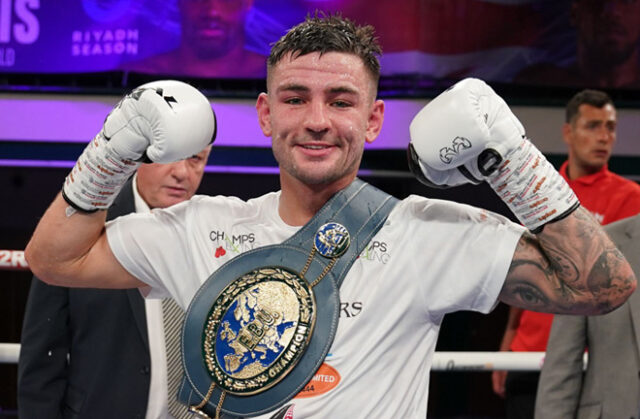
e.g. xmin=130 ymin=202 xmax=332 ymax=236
xmin=180 ymin=0 xmax=252 ymax=59
xmin=257 ymin=51 xmax=384 ymax=187
xmin=136 ymin=147 xmax=210 ymax=209
xmin=563 ymin=103 xmax=617 ymax=174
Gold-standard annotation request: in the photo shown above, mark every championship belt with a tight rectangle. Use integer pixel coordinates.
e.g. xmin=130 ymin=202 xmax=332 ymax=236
xmin=177 ymin=179 xmax=398 ymax=418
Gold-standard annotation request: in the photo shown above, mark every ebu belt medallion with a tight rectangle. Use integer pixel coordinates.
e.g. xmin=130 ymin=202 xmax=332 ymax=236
xmin=203 ymin=267 xmax=316 ymax=395
xmin=314 ymin=222 xmax=350 ymax=258
xmin=180 ymin=243 xmax=343 ymax=418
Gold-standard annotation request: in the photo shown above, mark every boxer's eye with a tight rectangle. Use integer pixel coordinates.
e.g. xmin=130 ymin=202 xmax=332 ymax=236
xmin=285 ymin=97 xmax=304 ymax=105
xmin=332 ymin=100 xmax=351 ymax=108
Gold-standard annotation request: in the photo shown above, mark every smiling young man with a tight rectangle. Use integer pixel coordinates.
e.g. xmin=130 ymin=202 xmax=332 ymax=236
xmin=256 ymin=47 xmax=384 ymax=225
xmin=24 ymin=15 xmax=636 ymax=418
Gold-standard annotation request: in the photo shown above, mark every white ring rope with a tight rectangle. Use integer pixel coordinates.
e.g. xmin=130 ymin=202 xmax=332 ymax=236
xmin=0 ymin=346 xmax=587 ymax=369
xmin=0 ymin=251 xmax=589 ymax=370
xmin=1 ymin=343 xmax=20 ymax=364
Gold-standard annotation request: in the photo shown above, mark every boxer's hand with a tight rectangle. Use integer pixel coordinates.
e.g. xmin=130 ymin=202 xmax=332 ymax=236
xmin=62 ymin=80 xmax=216 ymax=212
xmin=104 ymin=80 xmax=216 ymax=163
xmin=409 ymin=78 xmax=579 ymax=232
xmin=408 ymin=78 xmax=524 ymax=186
xmin=407 ymin=145 xmax=474 ymax=188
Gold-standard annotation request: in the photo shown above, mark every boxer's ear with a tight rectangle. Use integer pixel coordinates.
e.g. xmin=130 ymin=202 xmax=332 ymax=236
xmin=256 ymin=93 xmax=272 ymax=137
xmin=365 ymin=99 xmax=385 ymax=144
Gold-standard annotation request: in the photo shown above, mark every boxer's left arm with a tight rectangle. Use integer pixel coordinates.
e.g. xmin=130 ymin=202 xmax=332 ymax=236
xmin=26 ymin=194 xmax=141 ymax=288
xmin=409 ymin=78 xmax=636 ymax=315
xmin=500 ymin=208 xmax=633 ymax=315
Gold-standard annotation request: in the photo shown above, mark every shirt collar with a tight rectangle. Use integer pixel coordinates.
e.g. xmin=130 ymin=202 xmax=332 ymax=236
xmin=132 ymin=173 xmax=152 ymax=214
xmin=560 ymin=161 xmax=610 ymax=186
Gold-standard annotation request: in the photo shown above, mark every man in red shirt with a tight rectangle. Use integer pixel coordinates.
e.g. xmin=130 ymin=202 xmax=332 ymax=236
xmin=492 ymin=89 xmax=640 ymax=418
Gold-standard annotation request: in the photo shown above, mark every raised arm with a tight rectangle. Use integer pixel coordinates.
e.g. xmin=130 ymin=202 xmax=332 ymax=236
xmin=501 ymin=208 xmax=633 ymax=314
xmin=408 ymin=78 xmax=636 ymax=315
xmin=25 ymin=193 xmax=138 ymax=288
xmin=25 ymin=80 xmax=216 ymax=289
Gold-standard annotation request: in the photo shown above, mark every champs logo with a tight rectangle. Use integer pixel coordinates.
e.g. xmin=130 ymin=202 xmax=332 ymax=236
xmin=209 ymin=230 xmax=257 ymax=258
xmin=294 ymin=363 xmax=341 ymax=398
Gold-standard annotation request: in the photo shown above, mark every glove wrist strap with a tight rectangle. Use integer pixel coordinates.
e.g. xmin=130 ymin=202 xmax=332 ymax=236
xmin=62 ymin=133 xmax=141 ymax=212
xmin=487 ymin=138 xmax=579 ymax=232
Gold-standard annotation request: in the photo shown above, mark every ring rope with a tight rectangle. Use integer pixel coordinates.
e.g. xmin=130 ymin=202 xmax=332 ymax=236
xmin=0 ymin=345 xmax=588 ymax=370
xmin=0 ymin=252 xmax=588 ymax=370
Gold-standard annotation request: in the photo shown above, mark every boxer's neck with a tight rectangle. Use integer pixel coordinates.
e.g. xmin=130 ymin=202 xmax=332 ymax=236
xmin=278 ymin=175 xmax=354 ymax=226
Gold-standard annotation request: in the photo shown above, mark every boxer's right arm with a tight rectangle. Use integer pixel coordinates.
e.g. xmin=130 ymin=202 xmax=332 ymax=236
xmin=26 ymin=80 xmax=216 ymax=289
xmin=409 ymin=78 xmax=636 ymax=315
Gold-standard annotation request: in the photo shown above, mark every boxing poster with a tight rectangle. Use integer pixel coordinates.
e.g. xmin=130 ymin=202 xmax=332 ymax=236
xmin=2 ymin=0 xmax=637 ymax=88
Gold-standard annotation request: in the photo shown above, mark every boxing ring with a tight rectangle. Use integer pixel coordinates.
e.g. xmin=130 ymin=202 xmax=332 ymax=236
xmin=0 ymin=249 xmax=587 ymax=370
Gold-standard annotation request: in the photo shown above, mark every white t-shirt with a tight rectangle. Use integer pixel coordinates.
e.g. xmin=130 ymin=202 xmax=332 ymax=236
xmin=106 ymin=191 xmax=525 ymax=418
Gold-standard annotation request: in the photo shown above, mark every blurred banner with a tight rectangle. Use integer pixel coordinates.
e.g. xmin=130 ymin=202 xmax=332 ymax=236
xmin=1 ymin=0 xmax=638 ymax=88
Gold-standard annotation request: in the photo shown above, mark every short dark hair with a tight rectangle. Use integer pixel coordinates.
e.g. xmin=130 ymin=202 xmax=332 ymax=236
xmin=267 ymin=13 xmax=382 ymax=86
xmin=565 ymin=89 xmax=614 ymax=123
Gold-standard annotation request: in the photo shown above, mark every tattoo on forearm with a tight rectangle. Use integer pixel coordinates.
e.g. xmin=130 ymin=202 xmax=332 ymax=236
xmin=501 ymin=207 xmax=636 ymax=314
xmin=587 ymin=245 xmax=635 ymax=300
xmin=545 ymin=247 xmax=579 ymax=284
xmin=65 ymin=206 xmax=77 ymax=218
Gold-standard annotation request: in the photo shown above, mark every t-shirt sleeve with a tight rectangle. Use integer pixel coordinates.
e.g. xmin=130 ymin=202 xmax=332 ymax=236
xmin=105 ymin=200 xmax=198 ymax=303
xmin=402 ymin=197 xmax=526 ymax=318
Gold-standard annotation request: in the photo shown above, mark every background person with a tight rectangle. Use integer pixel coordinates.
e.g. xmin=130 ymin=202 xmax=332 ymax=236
xmin=535 ymin=212 xmax=640 ymax=418
xmin=17 ymin=146 xmax=211 ymax=419
xmin=492 ymin=89 xmax=640 ymax=418
xmin=515 ymin=0 xmax=640 ymax=88
xmin=126 ymin=0 xmax=266 ymax=78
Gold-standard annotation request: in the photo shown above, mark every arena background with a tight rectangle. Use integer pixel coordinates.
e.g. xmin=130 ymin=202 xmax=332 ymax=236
xmin=1 ymin=0 xmax=640 ymax=417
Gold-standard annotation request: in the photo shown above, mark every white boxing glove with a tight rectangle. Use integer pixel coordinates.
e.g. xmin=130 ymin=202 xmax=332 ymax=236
xmin=409 ymin=78 xmax=579 ymax=232
xmin=62 ymin=80 xmax=216 ymax=212
xmin=409 ymin=78 xmax=524 ymax=184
